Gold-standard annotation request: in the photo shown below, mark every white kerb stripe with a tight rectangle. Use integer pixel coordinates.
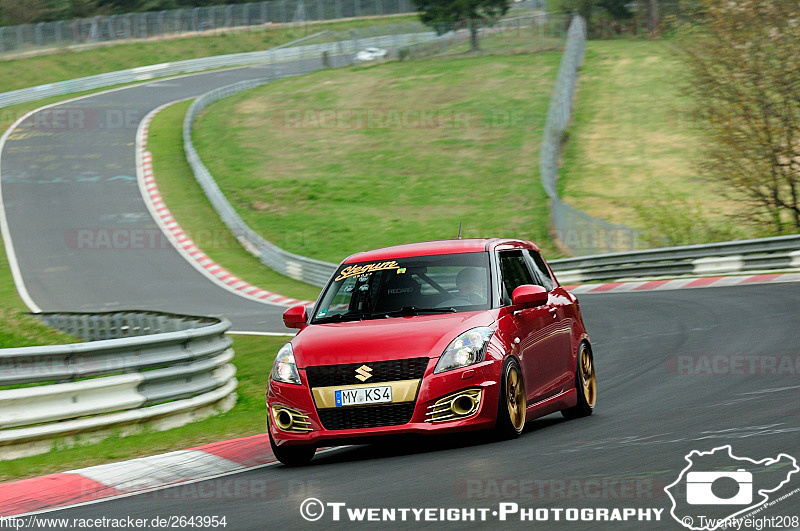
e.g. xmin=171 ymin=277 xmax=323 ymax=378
xmin=75 ymin=450 xmax=243 ymax=492
xmin=707 ymin=275 xmax=750 ymax=288
xmin=565 ymin=285 xmax=595 ymax=294
xmin=652 ymin=278 xmax=697 ymax=290
xmin=604 ymin=281 xmax=649 ymax=293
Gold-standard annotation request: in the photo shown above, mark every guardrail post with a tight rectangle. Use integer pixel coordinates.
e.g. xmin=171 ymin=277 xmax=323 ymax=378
xmin=124 ymin=14 xmax=133 ymax=39
xmin=226 ymin=5 xmax=234 ymax=29
xmin=206 ymin=6 xmax=217 ymax=28
xmin=34 ymin=23 xmax=44 ymax=47
xmin=280 ymin=0 xmax=288 ymax=23
xmin=335 ymin=0 xmax=342 ymax=20
xmin=15 ymin=25 xmax=24 ymax=51
xmin=157 ymin=11 xmax=166 ymax=37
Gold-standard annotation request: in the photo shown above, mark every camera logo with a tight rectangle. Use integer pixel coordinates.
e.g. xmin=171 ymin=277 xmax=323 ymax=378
xmin=686 ymin=469 xmax=752 ymax=505
xmin=664 ymin=445 xmax=799 ymax=531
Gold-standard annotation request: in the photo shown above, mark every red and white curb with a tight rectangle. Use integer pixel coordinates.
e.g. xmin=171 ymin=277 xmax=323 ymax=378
xmin=563 ymin=272 xmax=800 ymax=294
xmin=136 ymin=103 xmax=312 ymax=308
xmin=0 ymin=434 xmax=275 ymax=517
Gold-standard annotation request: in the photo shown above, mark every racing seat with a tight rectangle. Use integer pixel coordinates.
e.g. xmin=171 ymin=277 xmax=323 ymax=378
xmin=376 ymin=274 xmax=421 ymax=311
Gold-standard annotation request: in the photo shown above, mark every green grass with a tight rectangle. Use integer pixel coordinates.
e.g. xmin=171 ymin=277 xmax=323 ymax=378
xmin=0 ymin=308 xmax=79 ymax=348
xmin=192 ymin=53 xmax=563 ymax=263
xmin=0 ymin=15 xmax=418 ymax=94
xmin=148 ymin=101 xmax=321 ymax=302
xmin=0 ymin=334 xmax=285 ymax=482
xmin=558 ymin=40 xmax=755 ymax=245
xmin=432 ymin=33 xmax=564 ymax=58
xmin=0 ymin=234 xmax=27 ymax=313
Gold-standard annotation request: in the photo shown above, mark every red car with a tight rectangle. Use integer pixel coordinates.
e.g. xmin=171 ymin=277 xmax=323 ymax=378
xmin=266 ymin=239 xmax=596 ymax=465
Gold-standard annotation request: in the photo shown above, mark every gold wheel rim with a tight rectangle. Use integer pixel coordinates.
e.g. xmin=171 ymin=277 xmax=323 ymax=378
xmin=506 ymin=364 xmax=526 ymax=432
xmin=580 ymin=346 xmax=597 ymax=408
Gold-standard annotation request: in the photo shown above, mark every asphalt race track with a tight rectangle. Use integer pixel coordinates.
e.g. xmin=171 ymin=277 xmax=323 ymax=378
xmin=3 ymin=55 xmax=800 ymax=529
xmin=0 ymin=56 xmax=351 ymax=332
xmin=44 ymin=283 xmax=800 ymax=529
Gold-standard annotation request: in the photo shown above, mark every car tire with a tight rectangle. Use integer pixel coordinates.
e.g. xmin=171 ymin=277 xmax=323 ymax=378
xmin=269 ymin=426 xmax=316 ymax=466
xmin=495 ymin=357 xmax=526 ymax=438
xmin=561 ymin=342 xmax=596 ymax=419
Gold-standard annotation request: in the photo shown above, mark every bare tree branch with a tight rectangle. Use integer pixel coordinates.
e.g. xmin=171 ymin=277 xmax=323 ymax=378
xmin=679 ymin=0 xmax=800 ymax=233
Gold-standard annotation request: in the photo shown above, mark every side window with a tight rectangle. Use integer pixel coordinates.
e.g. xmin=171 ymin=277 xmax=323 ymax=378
xmin=526 ymin=250 xmax=555 ymax=291
xmin=498 ymin=250 xmax=535 ymax=305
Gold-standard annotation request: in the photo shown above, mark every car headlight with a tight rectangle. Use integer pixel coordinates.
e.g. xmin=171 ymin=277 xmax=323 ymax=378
xmin=434 ymin=327 xmax=494 ymax=374
xmin=271 ymin=343 xmax=301 ymax=384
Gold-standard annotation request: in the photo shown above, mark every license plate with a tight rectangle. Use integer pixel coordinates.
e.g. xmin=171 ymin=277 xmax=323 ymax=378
xmin=335 ymin=386 xmax=392 ymax=407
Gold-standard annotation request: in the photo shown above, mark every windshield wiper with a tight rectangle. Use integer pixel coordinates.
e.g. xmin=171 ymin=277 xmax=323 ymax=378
xmin=312 ymin=312 xmax=364 ymax=324
xmin=373 ymin=306 xmax=457 ymax=318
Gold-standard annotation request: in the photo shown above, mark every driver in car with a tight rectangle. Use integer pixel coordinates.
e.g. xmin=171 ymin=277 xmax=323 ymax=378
xmin=455 ymin=268 xmax=485 ymax=304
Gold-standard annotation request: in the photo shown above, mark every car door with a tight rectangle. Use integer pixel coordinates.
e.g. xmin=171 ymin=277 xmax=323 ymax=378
xmin=525 ymin=249 xmax=575 ymax=394
xmin=498 ymin=250 xmax=562 ymax=405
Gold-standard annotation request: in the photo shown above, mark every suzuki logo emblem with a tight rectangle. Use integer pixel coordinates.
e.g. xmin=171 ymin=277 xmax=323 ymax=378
xmin=355 ymin=365 xmax=373 ymax=382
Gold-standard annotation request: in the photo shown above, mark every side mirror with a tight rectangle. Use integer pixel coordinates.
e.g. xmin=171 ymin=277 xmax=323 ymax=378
xmin=283 ymin=305 xmax=308 ymax=329
xmin=511 ymin=284 xmax=549 ymax=307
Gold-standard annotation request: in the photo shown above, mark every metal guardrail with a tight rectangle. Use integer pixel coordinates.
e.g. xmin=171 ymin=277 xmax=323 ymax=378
xmin=184 ymin=77 xmax=338 ymax=287
xmin=0 ymin=26 xmax=436 ymax=110
xmin=539 ymin=15 xmax=646 ymax=256
xmin=0 ymin=311 xmax=235 ymax=459
xmin=549 ymin=234 xmax=800 ymax=283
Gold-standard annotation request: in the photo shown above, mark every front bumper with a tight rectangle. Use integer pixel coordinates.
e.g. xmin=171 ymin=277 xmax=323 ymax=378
xmin=266 ymin=358 xmax=501 ymax=447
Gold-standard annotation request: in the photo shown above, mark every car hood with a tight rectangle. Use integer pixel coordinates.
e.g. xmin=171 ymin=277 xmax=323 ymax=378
xmin=291 ymin=311 xmax=498 ymax=367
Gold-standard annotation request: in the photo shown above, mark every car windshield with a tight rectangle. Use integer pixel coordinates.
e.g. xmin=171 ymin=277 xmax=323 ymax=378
xmin=312 ymin=252 xmax=491 ymax=323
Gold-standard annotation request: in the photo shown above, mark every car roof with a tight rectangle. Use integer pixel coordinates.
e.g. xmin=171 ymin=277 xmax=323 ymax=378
xmin=342 ymin=238 xmax=540 ymax=264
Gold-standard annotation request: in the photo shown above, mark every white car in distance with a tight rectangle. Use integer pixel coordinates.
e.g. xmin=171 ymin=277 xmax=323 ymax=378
xmin=355 ymin=47 xmax=388 ymax=62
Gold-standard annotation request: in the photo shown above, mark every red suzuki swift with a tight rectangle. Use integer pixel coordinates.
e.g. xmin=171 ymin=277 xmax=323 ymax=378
xmin=266 ymin=239 xmax=596 ymax=465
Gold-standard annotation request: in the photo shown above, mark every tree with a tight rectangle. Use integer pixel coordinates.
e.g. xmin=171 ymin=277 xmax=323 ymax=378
xmin=648 ymin=0 xmax=658 ymax=37
xmin=680 ymin=0 xmax=800 ymax=232
xmin=596 ymin=0 xmax=631 ymax=20
xmin=411 ymin=0 xmax=510 ymax=52
xmin=0 ymin=0 xmax=47 ymax=24
xmin=555 ymin=0 xmax=632 ymax=33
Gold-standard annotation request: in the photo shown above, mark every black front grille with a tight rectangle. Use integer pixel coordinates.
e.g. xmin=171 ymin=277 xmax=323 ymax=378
xmin=305 ymin=357 xmax=429 ymax=388
xmin=317 ymin=403 xmax=416 ymax=430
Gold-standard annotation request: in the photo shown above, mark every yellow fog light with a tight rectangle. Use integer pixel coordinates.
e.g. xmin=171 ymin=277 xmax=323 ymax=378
xmin=425 ymin=389 xmax=482 ymax=423
xmin=270 ymin=405 xmax=313 ymax=433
